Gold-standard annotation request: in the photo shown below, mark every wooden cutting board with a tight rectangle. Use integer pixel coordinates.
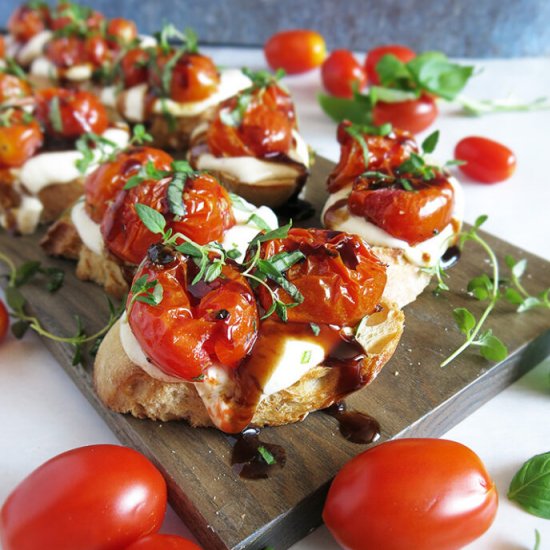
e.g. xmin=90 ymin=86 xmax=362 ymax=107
xmin=1 ymin=157 xmax=550 ymax=550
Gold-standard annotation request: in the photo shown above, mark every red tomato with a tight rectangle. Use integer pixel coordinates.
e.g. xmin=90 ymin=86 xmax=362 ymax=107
xmin=321 ymin=50 xmax=366 ymax=98
xmin=0 ymin=445 xmax=167 ymax=550
xmin=0 ymin=110 xmax=43 ymax=168
xmin=119 ymin=48 xmax=151 ymax=88
xmin=256 ymin=228 xmax=387 ymax=325
xmin=373 ymin=94 xmax=438 ymax=134
xmin=125 ymin=534 xmax=202 ymax=550
xmin=455 ymin=136 xmax=516 ymax=183
xmin=35 ymin=88 xmax=108 ymax=138
xmin=107 ymin=17 xmax=138 ymax=47
xmin=0 ymin=36 xmax=6 ymax=59
xmin=84 ymin=34 xmax=111 ymax=67
xmin=365 ymin=44 xmax=416 ymax=85
xmin=323 ymin=438 xmax=498 ymax=550
xmin=102 ymin=172 xmax=235 ymax=265
xmin=45 ymin=36 xmax=87 ymax=68
xmin=51 ymin=3 xmax=104 ymax=33
xmin=0 ymin=299 xmax=8 ymax=343
xmin=8 ymin=5 xmax=50 ymax=42
xmin=208 ymin=84 xmax=296 ymax=158
xmin=264 ymin=29 xmax=326 ymax=74
xmin=0 ymin=73 xmax=33 ymax=105
xmin=128 ymin=252 xmax=259 ymax=380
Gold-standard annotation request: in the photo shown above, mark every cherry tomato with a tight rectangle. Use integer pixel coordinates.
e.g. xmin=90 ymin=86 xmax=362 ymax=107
xmin=128 ymin=249 xmax=259 ymax=380
xmin=119 ymin=48 xmax=151 ymax=88
xmin=0 ymin=36 xmax=6 ymax=59
xmin=107 ymin=17 xmax=138 ymax=47
xmin=51 ymin=3 xmax=104 ymax=33
xmin=125 ymin=534 xmax=202 ymax=550
xmin=45 ymin=36 xmax=87 ymax=68
xmin=8 ymin=4 xmax=50 ymax=42
xmin=84 ymin=34 xmax=111 ymax=67
xmin=208 ymin=83 xmax=295 ymax=158
xmin=35 ymin=88 xmax=108 ymax=138
xmin=321 ymin=50 xmax=366 ymax=98
xmin=0 ymin=299 xmax=8 ymax=343
xmin=455 ymin=136 xmax=516 ymax=183
xmin=0 ymin=73 xmax=33 ymax=105
xmin=323 ymin=438 xmax=498 ymax=550
xmin=264 ymin=29 xmax=326 ymax=74
xmin=150 ymin=51 xmax=219 ymax=102
xmin=0 ymin=109 xmax=43 ymax=168
xmin=372 ymin=94 xmax=438 ymax=134
xmin=85 ymin=147 xmax=174 ymax=223
xmin=102 ymin=172 xmax=235 ymax=265
xmin=255 ymin=228 xmax=387 ymax=325
xmin=0 ymin=444 xmax=167 ymax=550
xmin=327 ymin=121 xmax=417 ymax=193
xmin=365 ymin=44 xmax=416 ymax=85
xmin=348 ymin=170 xmax=455 ymax=245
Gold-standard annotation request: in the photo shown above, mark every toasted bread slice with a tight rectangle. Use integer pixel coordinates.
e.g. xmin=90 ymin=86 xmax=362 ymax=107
xmin=93 ymin=302 xmax=404 ymax=427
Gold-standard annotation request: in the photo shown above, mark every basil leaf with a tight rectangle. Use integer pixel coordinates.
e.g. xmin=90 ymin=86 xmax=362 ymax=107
xmin=421 ymin=130 xmax=440 ymax=154
xmin=247 ymin=213 xmax=271 ymax=232
xmin=508 ymin=451 xmax=550 ymax=519
xmin=369 ymin=86 xmax=418 ymax=104
xmin=375 ymin=54 xmax=410 ymax=87
xmin=249 ymin=222 xmax=292 ymax=248
xmin=49 ymin=96 xmax=63 ymax=133
xmin=135 ymin=203 xmax=166 ymax=235
xmin=318 ymin=93 xmax=372 ymax=125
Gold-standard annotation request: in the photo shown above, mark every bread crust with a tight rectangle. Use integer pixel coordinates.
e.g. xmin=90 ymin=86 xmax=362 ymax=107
xmin=37 ymin=180 xmax=84 ymax=223
xmin=93 ymin=303 xmax=404 ymax=427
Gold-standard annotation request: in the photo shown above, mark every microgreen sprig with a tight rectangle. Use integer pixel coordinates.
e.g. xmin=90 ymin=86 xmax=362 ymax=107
xmin=503 ymin=255 xmax=550 ymax=312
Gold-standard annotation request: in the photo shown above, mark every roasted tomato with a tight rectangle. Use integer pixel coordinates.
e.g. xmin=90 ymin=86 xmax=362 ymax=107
xmin=50 ymin=3 xmax=104 ymax=33
xmin=327 ymin=121 xmax=417 ymax=193
xmin=119 ymin=48 xmax=151 ymax=88
xmin=255 ymin=228 xmax=386 ymax=325
xmin=323 ymin=438 xmax=498 ymax=550
xmin=365 ymin=44 xmax=416 ymax=85
xmin=372 ymin=94 xmax=438 ymax=135
xmin=321 ymin=50 xmax=366 ymax=98
xmin=106 ymin=17 xmax=138 ymax=47
xmin=85 ymin=146 xmax=174 ymax=223
xmin=455 ymin=136 xmax=516 ymax=183
xmin=0 ymin=73 xmax=33 ymax=105
xmin=0 ymin=444 xmax=167 ymax=550
xmin=0 ymin=109 xmax=43 ymax=168
xmin=35 ymin=88 xmax=108 ymax=138
xmin=124 ymin=535 xmax=202 ymax=550
xmin=208 ymin=83 xmax=296 ymax=158
xmin=264 ymin=29 xmax=326 ymax=74
xmin=0 ymin=299 xmax=8 ymax=343
xmin=127 ymin=248 xmax=259 ymax=380
xmin=84 ymin=34 xmax=111 ymax=67
xmin=44 ymin=36 xmax=87 ymax=68
xmin=0 ymin=36 xmax=6 ymax=59
xmin=348 ymin=169 xmax=455 ymax=245
xmin=8 ymin=3 xmax=50 ymax=42
xmin=150 ymin=51 xmax=219 ymax=102
xmin=102 ymin=171 xmax=235 ymax=265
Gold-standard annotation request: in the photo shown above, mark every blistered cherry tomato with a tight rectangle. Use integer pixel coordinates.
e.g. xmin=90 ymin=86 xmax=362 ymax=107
xmin=85 ymin=147 xmax=173 ymax=223
xmin=51 ymin=3 xmax=104 ymax=33
xmin=119 ymin=48 xmax=151 ymax=88
xmin=128 ymin=250 xmax=259 ymax=380
xmin=35 ymin=88 xmax=108 ymax=138
xmin=455 ymin=136 xmax=516 ymax=183
xmin=150 ymin=51 xmax=219 ymax=102
xmin=102 ymin=172 xmax=235 ymax=265
xmin=372 ymin=94 xmax=438 ymax=134
xmin=0 ymin=36 xmax=6 ymax=59
xmin=264 ymin=29 xmax=326 ymax=74
xmin=321 ymin=50 xmax=366 ymax=98
xmin=0 ymin=73 xmax=32 ymax=104
xmin=0 ymin=444 xmax=167 ymax=550
xmin=0 ymin=299 xmax=8 ymax=343
xmin=208 ymin=83 xmax=296 ymax=158
xmin=0 ymin=109 xmax=43 ymax=168
xmin=125 ymin=535 xmax=202 ymax=550
xmin=327 ymin=121 xmax=417 ymax=192
xmin=84 ymin=34 xmax=111 ymax=67
xmin=348 ymin=170 xmax=455 ymax=245
xmin=256 ymin=228 xmax=386 ymax=324
xmin=8 ymin=4 xmax=50 ymax=42
xmin=45 ymin=36 xmax=87 ymax=68
xmin=107 ymin=17 xmax=138 ymax=47
xmin=323 ymin=438 xmax=498 ymax=550
xmin=365 ymin=44 xmax=416 ymax=85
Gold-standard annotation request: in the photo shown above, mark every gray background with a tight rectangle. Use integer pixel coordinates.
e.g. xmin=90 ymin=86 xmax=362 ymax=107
xmin=2 ymin=0 xmax=550 ymax=58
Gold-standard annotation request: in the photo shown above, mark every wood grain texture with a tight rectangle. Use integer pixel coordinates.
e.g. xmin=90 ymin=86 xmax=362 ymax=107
xmin=1 ymin=157 xmax=550 ymax=550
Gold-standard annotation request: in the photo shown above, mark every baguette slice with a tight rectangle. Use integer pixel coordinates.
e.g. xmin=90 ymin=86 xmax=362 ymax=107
xmin=93 ymin=302 xmax=404 ymax=427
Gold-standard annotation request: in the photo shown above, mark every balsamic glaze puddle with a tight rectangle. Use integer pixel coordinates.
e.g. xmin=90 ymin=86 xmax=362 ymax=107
xmin=230 ymin=427 xmax=286 ymax=480
xmin=440 ymin=245 xmax=461 ymax=270
xmin=324 ymin=401 xmax=381 ymax=444
xmin=275 ymin=197 xmax=315 ymax=223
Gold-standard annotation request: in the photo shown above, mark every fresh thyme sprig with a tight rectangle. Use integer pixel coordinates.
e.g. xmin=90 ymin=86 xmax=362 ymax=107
xmin=503 ymin=255 xmax=550 ymax=312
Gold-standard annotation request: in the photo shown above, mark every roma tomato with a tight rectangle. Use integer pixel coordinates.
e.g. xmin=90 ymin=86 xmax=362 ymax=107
xmin=264 ymin=29 xmax=326 ymax=74
xmin=125 ymin=534 xmax=202 ymax=550
xmin=0 ymin=445 xmax=167 ymax=550
xmin=0 ymin=299 xmax=8 ymax=343
xmin=455 ymin=136 xmax=516 ymax=183
xmin=372 ymin=94 xmax=438 ymax=134
xmin=365 ymin=44 xmax=416 ymax=85
xmin=321 ymin=49 xmax=366 ymax=98
xmin=323 ymin=438 xmax=498 ymax=550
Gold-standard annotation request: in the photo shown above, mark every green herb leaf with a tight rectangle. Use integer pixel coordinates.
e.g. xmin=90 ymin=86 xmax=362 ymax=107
xmin=318 ymin=93 xmax=373 ymax=125
xmin=518 ymin=297 xmax=544 ymax=313
xmin=310 ymin=322 xmax=320 ymax=336
xmin=452 ymin=307 xmax=476 ymax=336
xmin=467 ymin=274 xmax=493 ymax=301
xmin=11 ymin=319 xmax=30 ymax=339
xmin=167 ymin=173 xmax=188 ymax=217
xmin=135 ymin=203 xmax=166 ymax=235
xmin=421 ymin=130 xmax=440 ymax=154
xmin=249 ymin=222 xmax=292 ymax=248
xmin=257 ymin=445 xmax=277 ymax=465
xmin=49 ymin=96 xmax=63 ymax=133
xmin=476 ymin=330 xmax=508 ymax=361
xmin=14 ymin=261 xmax=41 ymax=287
xmin=5 ymin=286 xmax=26 ymax=312
xmin=247 ymin=213 xmax=271 ymax=232
xmin=534 ymin=529 xmax=541 ymax=550
xmin=508 ymin=451 xmax=550 ymax=519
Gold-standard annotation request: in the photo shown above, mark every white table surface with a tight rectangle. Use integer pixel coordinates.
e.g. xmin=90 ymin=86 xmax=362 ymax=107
xmin=1 ymin=48 xmax=549 ymax=550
